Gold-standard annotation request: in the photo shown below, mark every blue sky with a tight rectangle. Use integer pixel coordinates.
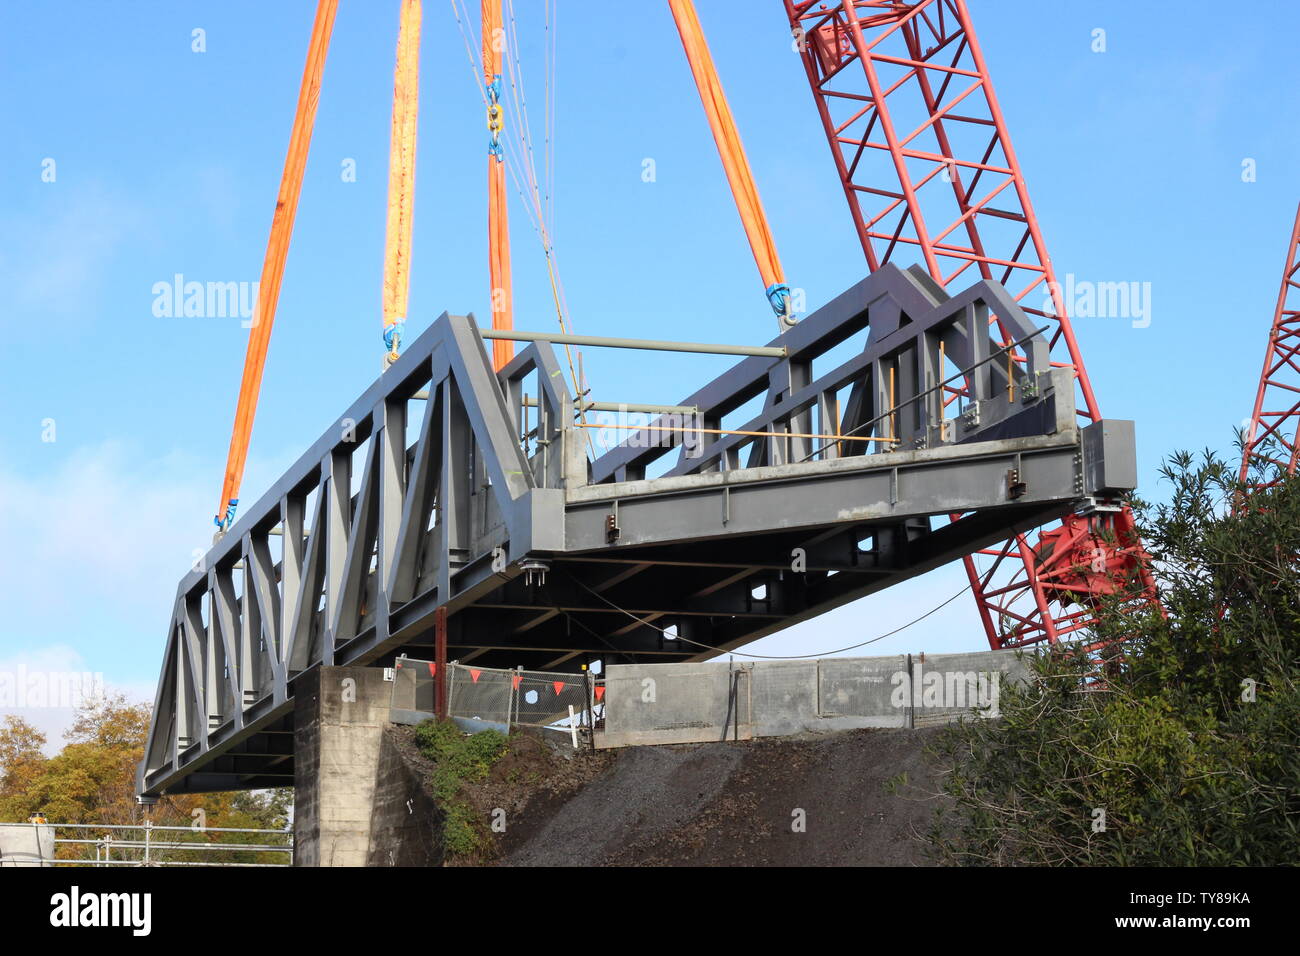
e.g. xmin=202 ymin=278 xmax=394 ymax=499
xmin=1 ymin=1 xmax=1297 ymax=738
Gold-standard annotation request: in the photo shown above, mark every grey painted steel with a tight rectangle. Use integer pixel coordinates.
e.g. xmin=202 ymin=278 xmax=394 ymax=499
xmin=596 ymin=649 xmax=1030 ymax=747
xmin=138 ymin=263 xmax=1135 ymax=797
xmin=437 ymin=394 xmax=698 ymax=415
xmin=574 ymin=400 xmax=700 ymax=415
xmin=1082 ymin=418 xmax=1138 ymax=498
xmin=480 ymin=327 xmax=787 ymax=357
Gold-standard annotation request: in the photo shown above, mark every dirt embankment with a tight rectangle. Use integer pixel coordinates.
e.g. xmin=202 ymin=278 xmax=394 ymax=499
xmin=391 ymin=725 xmax=948 ymax=866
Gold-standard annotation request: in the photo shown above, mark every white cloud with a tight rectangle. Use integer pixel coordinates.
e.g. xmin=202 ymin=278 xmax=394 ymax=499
xmin=0 ymin=645 xmax=152 ymax=755
xmin=0 ymin=441 xmax=297 ymax=695
xmin=0 ymin=442 xmax=212 ymax=621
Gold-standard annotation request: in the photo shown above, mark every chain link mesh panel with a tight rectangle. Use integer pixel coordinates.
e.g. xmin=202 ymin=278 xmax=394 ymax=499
xmin=392 ymin=658 xmax=594 ymax=732
xmin=446 ymin=664 xmax=514 ymax=726
xmin=512 ymin=670 xmax=588 ymax=728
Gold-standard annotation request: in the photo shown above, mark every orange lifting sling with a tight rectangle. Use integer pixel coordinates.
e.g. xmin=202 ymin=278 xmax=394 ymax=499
xmin=667 ymin=0 xmax=793 ymax=330
xmin=382 ymin=0 xmax=423 ymax=367
xmin=214 ymin=0 xmax=338 ymax=532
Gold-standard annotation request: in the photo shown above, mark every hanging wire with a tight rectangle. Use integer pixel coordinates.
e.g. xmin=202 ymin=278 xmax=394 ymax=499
xmin=544 ymin=0 xmax=557 ymax=239
xmin=501 ymin=0 xmax=590 ymax=439
xmin=449 ymin=0 xmax=592 ymax=445
xmin=562 ymin=570 xmax=973 ymax=660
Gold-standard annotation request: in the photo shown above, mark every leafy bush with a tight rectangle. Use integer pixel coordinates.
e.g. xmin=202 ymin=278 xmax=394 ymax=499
xmin=413 ymin=720 xmax=507 ymax=856
xmin=928 ymin=447 xmax=1300 ymax=865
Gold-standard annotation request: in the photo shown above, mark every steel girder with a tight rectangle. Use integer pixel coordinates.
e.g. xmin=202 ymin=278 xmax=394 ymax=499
xmin=138 ymin=263 xmax=1135 ymax=797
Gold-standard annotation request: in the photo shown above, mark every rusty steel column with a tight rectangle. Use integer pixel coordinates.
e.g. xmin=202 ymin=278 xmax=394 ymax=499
xmin=434 ymin=605 xmax=448 ymax=719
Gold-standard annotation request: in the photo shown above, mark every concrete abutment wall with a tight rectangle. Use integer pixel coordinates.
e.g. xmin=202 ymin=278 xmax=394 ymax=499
xmin=294 ymin=666 xmax=439 ymax=867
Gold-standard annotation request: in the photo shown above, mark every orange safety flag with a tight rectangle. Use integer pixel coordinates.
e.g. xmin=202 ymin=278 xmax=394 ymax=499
xmin=427 ymin=661 xmax=436 ymax=677
xmin=382 ymin=0 xmax=423 ymax=366
xmin=470 ymin=668 xmax=482 ymax=683
xmin=594 ymin=686 xmax=605 ymax=702
xmin=512 ymin=673 xmax=523 ymax=690
xmin=552 ymin=681 xmax=566 ymax=696
xmin=214 ymin=0 xmax=339 ymax=532
xmin=666 ymin=0 xmax=792 ymax=326
xmin=484 ymin=0 xmax=513 ymax=370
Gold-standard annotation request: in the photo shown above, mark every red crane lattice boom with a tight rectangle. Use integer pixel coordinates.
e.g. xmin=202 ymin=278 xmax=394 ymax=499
xmin=1241 ymin=202 xmax=1300 ymax=491
xmin=783 ymin=0 xmax=1155 ymax=650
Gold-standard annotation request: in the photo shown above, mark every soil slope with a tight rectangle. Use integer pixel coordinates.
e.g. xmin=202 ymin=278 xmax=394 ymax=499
xmin=493 ymin=727 xmax=947 ymax=866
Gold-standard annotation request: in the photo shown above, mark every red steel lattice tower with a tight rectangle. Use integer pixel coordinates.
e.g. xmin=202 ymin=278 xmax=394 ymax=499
xmin=783 ymin=0 xmax=1155 ymax=650
xmin=1241 ymin=202 xmax=1300 ymax=492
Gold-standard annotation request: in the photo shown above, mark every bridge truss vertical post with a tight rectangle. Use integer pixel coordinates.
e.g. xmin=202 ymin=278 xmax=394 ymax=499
xmin=782 ymin=0 xmax=1156 ymax=650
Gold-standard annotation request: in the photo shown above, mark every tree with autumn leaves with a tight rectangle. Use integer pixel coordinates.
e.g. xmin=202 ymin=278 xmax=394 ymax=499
xmin=0 ymin=693 xmax=289 ymax=863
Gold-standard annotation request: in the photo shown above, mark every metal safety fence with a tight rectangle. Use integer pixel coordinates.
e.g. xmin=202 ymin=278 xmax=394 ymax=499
xmin=392 ymin=657 xmax=601 ymax=741
xmin=0 ymin=822 xmax=293 ymax=867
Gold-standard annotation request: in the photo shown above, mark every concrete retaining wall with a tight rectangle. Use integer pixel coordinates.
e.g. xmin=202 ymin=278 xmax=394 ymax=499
xmin=907 ymin=650 xmax=1028 ymax=727
xmin=597 ymin=649 xmax=1029 ymax=748
xmin=600 ymin=661 xmax=751 ymax=746
xmin=365 ymin=727 xmax=444 ymax=867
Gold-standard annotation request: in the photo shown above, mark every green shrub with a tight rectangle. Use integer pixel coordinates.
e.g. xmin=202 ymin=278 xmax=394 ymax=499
xmin=928 ymin=447 xmax=1300 ymax=865
xmin=413 ymin=720 xmax=508 ymax=857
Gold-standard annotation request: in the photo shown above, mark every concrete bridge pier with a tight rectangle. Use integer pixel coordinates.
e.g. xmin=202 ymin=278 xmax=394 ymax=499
xmin=293 ymin=666 xmax=440 ymax=866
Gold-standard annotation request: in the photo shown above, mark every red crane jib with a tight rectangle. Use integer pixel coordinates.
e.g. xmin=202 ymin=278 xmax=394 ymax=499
xmin=784 ymin=0 xmax=1160 ymax=650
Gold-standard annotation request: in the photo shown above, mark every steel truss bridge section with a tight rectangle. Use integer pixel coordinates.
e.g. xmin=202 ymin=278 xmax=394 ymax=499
xmin=139 ymin=264 xmax=1136 ymax=797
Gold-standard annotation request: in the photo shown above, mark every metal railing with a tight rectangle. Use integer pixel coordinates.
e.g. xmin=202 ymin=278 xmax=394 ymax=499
xmin=0 ymin=822 xmax=292 ymax=867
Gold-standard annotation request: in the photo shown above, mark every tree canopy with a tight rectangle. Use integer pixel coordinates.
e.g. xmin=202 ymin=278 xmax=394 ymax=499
xmin=929 ymin=447 xmax=1300 ymax=865
xmin=0 ymin=693 xmax=289 ymax=863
